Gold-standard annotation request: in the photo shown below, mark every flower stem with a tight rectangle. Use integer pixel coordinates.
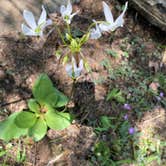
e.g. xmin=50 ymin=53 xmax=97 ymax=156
xmin=53 ymin=23 xmax=66 ymax=45
xmin=67 ymin=23 xmax=71 ymax=35
xmin=62 ymin=78 xmax=76 ymax=112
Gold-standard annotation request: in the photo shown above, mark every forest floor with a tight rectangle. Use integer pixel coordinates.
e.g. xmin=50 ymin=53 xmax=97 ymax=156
xmin=0 ymin=0 xmax=166 ymax=166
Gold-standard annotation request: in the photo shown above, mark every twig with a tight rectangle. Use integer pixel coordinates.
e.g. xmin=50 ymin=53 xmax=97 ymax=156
xmin=33 ymin=143 xmax=37 ymax=166
xmin=0 ymin=97 xmax=30 ymax=107
xmin=143 ymin=114 xmax=163 ymax=124
xmin=46 ymin=153 xmax=64 ymax=166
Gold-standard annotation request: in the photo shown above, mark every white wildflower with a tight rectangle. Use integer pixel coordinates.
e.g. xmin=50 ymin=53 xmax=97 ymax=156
xmin=99 ymin=1 xmax=128 ymax=32
xmin=22 ymin=5 xmax=52 ymax=37
xmin=60 ymin=0 xmax=79 ymax=24
xmin=65 ymin=58 xmax=83 ymax=78
xmin=90 ymin=20 xmax=102 ymax=39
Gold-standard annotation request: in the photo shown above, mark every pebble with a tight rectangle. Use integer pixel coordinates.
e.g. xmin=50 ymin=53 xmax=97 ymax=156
xmin=0 ymin=69 xmax=5 ymax=80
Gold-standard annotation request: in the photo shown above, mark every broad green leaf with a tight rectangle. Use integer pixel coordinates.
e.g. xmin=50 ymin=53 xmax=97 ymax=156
xmin=0 ymin=112 xmax=28 ymax=142
xmin=45 ymin=108 xmax=72 ymax=130
xmin=32 ymin=74 xmax=58 ymax=106
xmin=32 ymin=74 xmax=68 ymax=108
xmin=29 ymin=118 xmax=47 ymax=141
xmin=15 ymin=111 xmax=37 ymax=129
xmin=28 ymin=99 xmax=40 ymax=114
xmin=54 ymin=89 xmax=69 ymax=107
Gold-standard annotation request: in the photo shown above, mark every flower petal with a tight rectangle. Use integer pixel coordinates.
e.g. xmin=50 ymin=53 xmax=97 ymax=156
xmin=60 ymin=5 xmax=66 ymax=16
xmin=73 ymin=59 xmax=83 ymax=77
xmin=99 ymin=23 xmax=110 ymax=32
xmin=102 ymin=1 xmax=114 ymax=23
xmin=79 ymin=59 xmax=84 ymax=70
xmin=41 ymin=19 xmax=52 ymax=30
xmin=23 ymin=10 xmax=37 ymax=30
xmin=65 ymin=64 xmax=73 ymax=77
xmin=90 ymin=21 xmax=102 ymax=39
xmin=38 ymin=5 xmax=47 ymax=26
xmin=114 ymin=2 xmax=128 ymax=28
xmin=66 ymin=0 xmax=72 ymax=15
xmin=21 ymin=24 xmax=36 ymax=36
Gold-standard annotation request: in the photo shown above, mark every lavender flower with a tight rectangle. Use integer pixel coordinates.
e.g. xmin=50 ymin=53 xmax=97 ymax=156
xmin=123 ymin=103 xmax=131 ymax=110
xmin=128 ymin=127 xmax=135 ymax=135
xmin=159 ymin=92 xmax=164 ymax=98
xmin=124 ymin=114 xmax=128 ymax=120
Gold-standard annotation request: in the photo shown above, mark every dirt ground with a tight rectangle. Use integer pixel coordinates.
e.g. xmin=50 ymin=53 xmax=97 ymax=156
xmin=0 ymin=0 xmax=166 ymax=165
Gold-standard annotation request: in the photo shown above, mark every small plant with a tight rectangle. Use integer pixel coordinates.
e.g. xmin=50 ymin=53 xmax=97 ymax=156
xmin=106 ymin=88 xmax=125 ymax=103
xmin=0 ymin=74 xmax=72 ymax=142
xmin=92 ymin=115 xmax=135 ymax=165
xmin=105 ymin=49 xmax=118 ymax=58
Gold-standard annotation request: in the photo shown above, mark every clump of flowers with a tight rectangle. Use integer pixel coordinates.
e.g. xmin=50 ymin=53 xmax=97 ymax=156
xmin=89 ymin=1 xmax=128 ymax=39
xmin=21 ymin=0 xmax=128 ymax=80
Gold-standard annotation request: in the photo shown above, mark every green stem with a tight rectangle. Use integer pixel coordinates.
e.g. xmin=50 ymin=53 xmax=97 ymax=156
xmin=66 ymin=23 xmax=71 ymax=35
xmin=87 ymin=21 xmax=105 ymax=33
xmin=53 ymin=23 xmax=66 ymax=45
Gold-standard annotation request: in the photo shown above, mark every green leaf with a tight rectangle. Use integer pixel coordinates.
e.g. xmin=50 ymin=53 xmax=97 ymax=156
xmin=62 ymin=55 xmax=69 ymax=65
xmin=80 ymin=33 xmax=90 ymax=45
xmin=0 ymin=112 xmax=28 ymax=142
xmin=15 ymin=111 xmax=37 ymax=129
xmin=29 ymin=118 xmax=47 ymax=141
xmin=32 ymin=74 xmax=58 ymax=106
xmin=45 ymin=108 xmax=72 ymax=130
xmin=66 ymin=33 xmax=72 ymax=41
xmin=54 ymin=50 xmax=62 ymax=59
xmin=105 ymin=49 xmax=118 ymax=58
xmin=54 ymin=89 xmax=69 ymax=107
xmin=100 ymin=116 xmax=112 ymax=130
xmin=28 ymin=99 xmax=40 ymax=114
xmin=106 ymin=88 xmax=125 ymax=103
xmin=84 ymin=60 xmax=91 ymax=72
xmin=32 ymin=74 xmax=68 ymax=108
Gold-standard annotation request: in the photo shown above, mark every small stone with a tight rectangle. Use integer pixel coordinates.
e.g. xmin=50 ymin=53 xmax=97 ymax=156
xmin=0 ymin=69 xmax=5 ymax=80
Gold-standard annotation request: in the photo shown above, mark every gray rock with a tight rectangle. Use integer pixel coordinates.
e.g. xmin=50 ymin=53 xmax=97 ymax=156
xmin=130 ymin=0 xmax=166 ymax=31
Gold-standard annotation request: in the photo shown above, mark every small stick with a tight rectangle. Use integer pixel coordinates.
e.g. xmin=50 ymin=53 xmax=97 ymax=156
xmin=46 ymin=153 xmax=64 ymax=166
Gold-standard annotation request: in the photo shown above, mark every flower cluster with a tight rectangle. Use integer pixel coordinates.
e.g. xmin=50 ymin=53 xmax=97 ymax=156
xmin=21 ymin=0 xmax=128 ymax=79
xmin=90 ymin=1 xmax=128 ymax=39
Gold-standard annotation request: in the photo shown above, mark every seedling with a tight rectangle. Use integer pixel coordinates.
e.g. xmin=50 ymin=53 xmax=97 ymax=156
xmin=106 ymin=88 xmax=125 ymax=103
xmin=0 ymin=74 xmax=72 ymax=142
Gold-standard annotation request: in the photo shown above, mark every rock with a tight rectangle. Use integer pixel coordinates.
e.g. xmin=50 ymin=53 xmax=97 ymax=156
xmin=130 ymin=0 xmax=166 ymax=31
xmin=0 ymin=69 xmax=5 ymax=80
